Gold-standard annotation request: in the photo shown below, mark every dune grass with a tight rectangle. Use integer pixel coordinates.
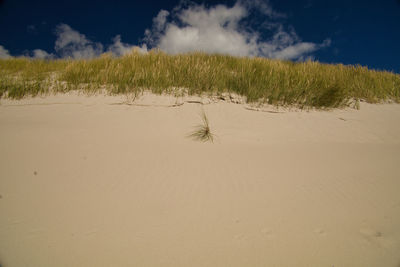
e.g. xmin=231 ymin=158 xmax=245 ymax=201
xmin=188 ymin=110 xmax=215 ymax=143
xmin=1 ymin=50 xmax=399 ymax=108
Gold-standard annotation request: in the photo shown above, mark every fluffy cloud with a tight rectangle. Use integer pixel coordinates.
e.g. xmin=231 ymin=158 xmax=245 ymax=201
xmin=144 ymin=1 xmax=330 ymax=60
xmin=1 ymin=24 xmax=147 ymax=60
xmin=32 ymin=49 xmax=54 ymax=59
xmin=144 ymin=10 xmax=170 ymax=47
xmin=107 ymin=35 xmax=147 ymax=56
xmin=0 ymin=45 xmax=53 ymax=59
xmin=153 ymin=10 xmax=170 ymax=32
xmin=54 ymin=24 xmax=104 ymax=59
xmin=54 ymin=24 xmax=146 ymax=59
xmin=1 ymin=0 xmax=330 ymax=61
xmin=0 ymin=45 xmax=11 ymax=59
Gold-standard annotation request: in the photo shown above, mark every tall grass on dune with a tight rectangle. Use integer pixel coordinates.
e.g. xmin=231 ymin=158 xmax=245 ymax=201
xmin=1 ymin=50 xmax=399 ymax=108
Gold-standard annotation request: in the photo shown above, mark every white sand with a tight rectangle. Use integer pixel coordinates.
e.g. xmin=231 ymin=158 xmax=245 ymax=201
xmin=1 ymin=93 xmax=400 ymax=267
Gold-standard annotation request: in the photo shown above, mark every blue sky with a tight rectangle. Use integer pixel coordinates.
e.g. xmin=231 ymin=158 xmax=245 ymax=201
xmin=0 ymin=0 xmax=399 ymax=73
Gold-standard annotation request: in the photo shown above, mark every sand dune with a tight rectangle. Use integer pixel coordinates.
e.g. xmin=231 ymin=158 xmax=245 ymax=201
xmin=1 ymin=93 xmax=400 ymax=267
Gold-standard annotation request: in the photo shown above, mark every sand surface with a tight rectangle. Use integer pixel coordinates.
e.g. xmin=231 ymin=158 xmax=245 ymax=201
xmin=1 ymin=93 xmax=400 ymax=267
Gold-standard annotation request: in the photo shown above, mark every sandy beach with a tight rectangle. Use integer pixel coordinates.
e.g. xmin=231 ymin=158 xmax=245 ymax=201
xmin=1 ymin=92 xmax=400 ymax=267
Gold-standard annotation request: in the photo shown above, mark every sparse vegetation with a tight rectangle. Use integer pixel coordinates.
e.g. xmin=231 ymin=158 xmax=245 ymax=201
xmin=188 ymin=110 xmax=215 ymax=143
xmin=1 ymin=50 xmax=399 ymax=108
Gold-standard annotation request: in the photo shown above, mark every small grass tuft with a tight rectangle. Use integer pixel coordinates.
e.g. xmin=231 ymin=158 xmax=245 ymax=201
xmin=188 ymin=110 xmax=215 ymax=143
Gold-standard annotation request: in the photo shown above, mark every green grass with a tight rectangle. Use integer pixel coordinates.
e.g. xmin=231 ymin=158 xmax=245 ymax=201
xmin=1 ymin=50 xmax=399 ymax=108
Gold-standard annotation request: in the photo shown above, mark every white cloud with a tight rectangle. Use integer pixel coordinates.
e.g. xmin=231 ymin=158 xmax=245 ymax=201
xmin=107 ymin=35 xmax=147 ymax=56
xmin=144 ymin=1 xmax=330 ymax=60
xmin=267 ymin=42 xmax=317 ymax=60
xmin=54 ymin=24 xmax=104 ymax=59
xmin=148 ymin=3 xmax=256 ymax=57
xmin=54 ymin=24 xmax=146 ymax=59
xmin=144 ymin=10 xmax=169 ymax=46
xmin=32 ymin=49 xmax=53 ymax=59
xmin=0 ymin=45 xmax=11 ymax=59
xmin=2 ymin=1 xmax=330 ymax=61
xmin=2 ymin=25 xmax=147 ymax=60
xmin=0 ymin=45 xmax=53 ymax=59
xmin=154 ymin=10 xmax=169 ymax=32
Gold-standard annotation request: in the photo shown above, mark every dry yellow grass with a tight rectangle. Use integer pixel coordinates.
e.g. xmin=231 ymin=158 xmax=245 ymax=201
xmin=1 ymin=50 xmax=399 ymax=108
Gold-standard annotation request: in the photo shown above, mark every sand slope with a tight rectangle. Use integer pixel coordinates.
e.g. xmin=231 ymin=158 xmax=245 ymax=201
xmin=1 ymin=93 xmax=400 ymax=267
